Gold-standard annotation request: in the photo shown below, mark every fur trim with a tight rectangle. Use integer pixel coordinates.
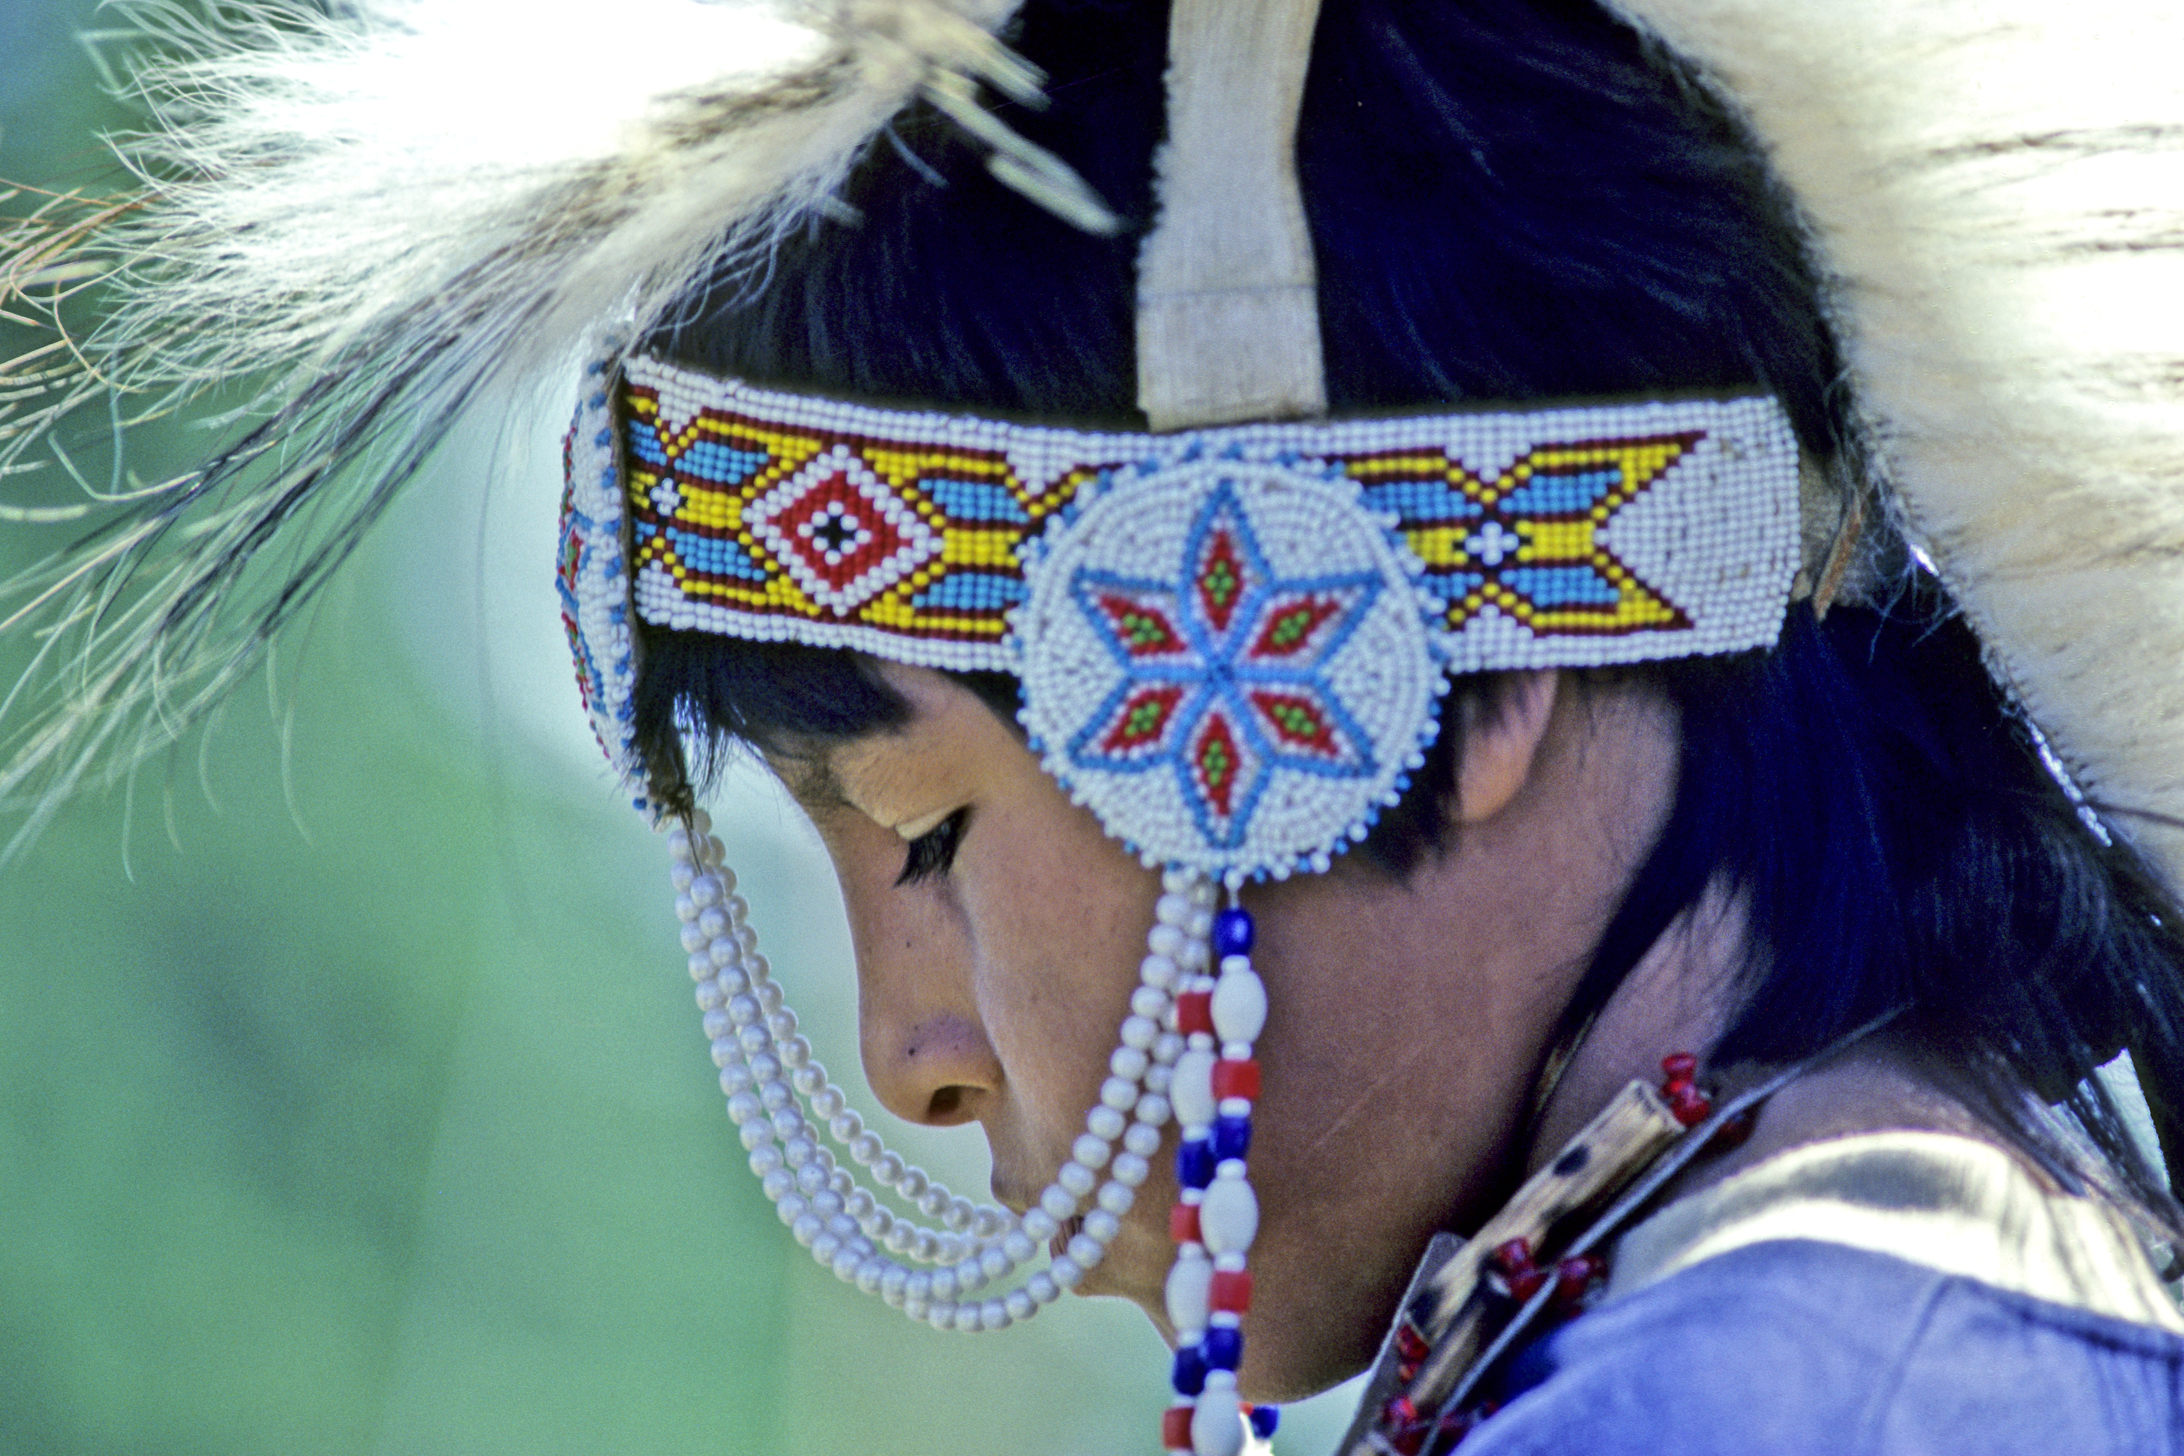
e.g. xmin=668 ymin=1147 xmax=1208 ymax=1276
xmin=0 ymin=0 xmax=1109 ymax=857
xmin=1611 ymin=0 xmax=2184 ymax=886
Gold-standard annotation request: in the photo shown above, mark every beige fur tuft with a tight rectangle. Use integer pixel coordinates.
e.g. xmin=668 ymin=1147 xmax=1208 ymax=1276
xmin=1612 ymin=0 xmax=2184 ymax=885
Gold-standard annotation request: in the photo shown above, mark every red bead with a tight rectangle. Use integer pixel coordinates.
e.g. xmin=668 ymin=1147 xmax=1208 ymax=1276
xmin=1667 ymin=1084 xmax=1712 ymax=1128
xmin=1709 ymin=1106 xmax=1757 ymax=1150
xmin=1176 ymin=990 xmax=1214 ymax=1037
xmin=1488 ymin=1238 xmax=1537 ymax=1277
xmin=1170 ymin=1202 xmax=1202 ymax=1245
xmin=1212 ymin=1057 xmax=1261 ymax=1101
xmin=1394 ymin=1322 xmax=1432 ymax=1365
xmin=1161 ymin=1405 xmax=1194 ymax=1450
xmin=1661 ymin=1052 xmax=1698 ymax=1083
xmin=1211 ymin=1269 xmax=1254 ymax=1313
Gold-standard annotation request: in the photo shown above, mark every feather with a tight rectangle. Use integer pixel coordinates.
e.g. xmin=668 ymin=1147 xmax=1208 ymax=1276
xmin=1610 ymin=0 xmax=2184 ymax=888
xmin=0 ymin=0 xmax=1107 ymax=858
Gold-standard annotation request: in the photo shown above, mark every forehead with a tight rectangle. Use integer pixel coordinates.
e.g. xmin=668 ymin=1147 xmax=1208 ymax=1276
xmin=773 ymin=664 xmax=1017 ymax=820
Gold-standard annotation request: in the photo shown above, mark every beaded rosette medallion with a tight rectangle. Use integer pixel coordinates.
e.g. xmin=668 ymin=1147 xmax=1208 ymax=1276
xmin=556 ymin=351 xmax=1802 ymax=1455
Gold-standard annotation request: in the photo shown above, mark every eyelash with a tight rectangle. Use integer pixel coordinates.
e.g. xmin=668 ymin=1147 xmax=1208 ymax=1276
xmin=895 ymin=808 xmax=969 ymax=887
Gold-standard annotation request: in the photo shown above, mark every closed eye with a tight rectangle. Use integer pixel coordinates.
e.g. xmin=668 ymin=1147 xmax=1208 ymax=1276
xmin=895 ymin=807 xmax=969 ymax=887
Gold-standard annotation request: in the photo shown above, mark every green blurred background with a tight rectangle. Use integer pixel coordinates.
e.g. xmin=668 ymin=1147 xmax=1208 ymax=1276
xmin=0 ymin=7 xmax=1362 ymax=1453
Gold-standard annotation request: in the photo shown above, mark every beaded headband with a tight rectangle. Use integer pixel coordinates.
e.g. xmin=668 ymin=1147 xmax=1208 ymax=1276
xmin=563 ymin=353 xmax=1802 ymax=873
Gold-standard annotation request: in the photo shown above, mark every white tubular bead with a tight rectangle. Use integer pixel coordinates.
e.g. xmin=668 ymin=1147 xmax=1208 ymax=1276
xmin=1050 ymin=1254 xmax=1084 ymax=1289
xmin=1099 ymin=1077 xmax=1139 ymax=1111
xmin=1097 ymin=1181 xmax=1135 ymax=1216
xmin=1003 ymin=1229 xmax=1038 ymax=1264
xmin=1087 ymin=1105 xmax=1128 ymax=1142
xmin=1111 ymin=1152 xmax=1151 ymax=1187
xmin=1120 ymin=1014 xmax=1161 ymax=1050
xmin=1109 ymin=1046 xmax=1151 ymax=1082
xmin=1057 ymin=1161 xmax=1097 ymax=1198
xmin=1021 ymin=1208 xmax=1059 ymax=1242
xmin=1211 ymin=967 xmax=1267 ymax=1044
xmin=1040 ymin=1186 xmax=1078 ymax=1222
xmin=1083 ymin=1209 xmax=1120 ymax=1243
xmin=1199 ymin=1174 xmax=1260 ymax=1255
xmin=1171 ymin=1049 xmax=1217 ymax=1127
xmin=1139 ymin=954 xmax=1180 ymax=991
xmin=1072 ymin=1134 xmax=1112 ymax=1170
xmin=1123 ymin=1122 xmax=1163 ymax=1157
xmin=1004 ymin=1287 xmax=1035 ymax=1322
xmin=1191 ymin=1384 xmax=1246 ymax=1456
xmin=1027 ymin=1271 xmax=1061 ymax=1305
xmin=1165 ymin=1247 xmax=1212 ymax=1332
xmin=1065 ymin=1232 xmax=1103 ymax=1268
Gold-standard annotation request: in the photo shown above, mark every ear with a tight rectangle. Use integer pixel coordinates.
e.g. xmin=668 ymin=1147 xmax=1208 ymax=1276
xmin=1452 ymin=671 xmax=1560 ymax=824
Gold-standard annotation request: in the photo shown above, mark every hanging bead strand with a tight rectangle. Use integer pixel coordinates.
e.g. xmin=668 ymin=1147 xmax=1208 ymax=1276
xmin=1161 ymin=897 xmax=1273 ymax=1456
xmin=672 ymin=819 xmax=1212 ymax=1334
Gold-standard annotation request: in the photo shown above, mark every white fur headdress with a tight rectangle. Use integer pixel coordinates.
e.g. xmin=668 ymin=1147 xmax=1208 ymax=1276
xmin=4 ymin=0 xmax=2183 ymax=889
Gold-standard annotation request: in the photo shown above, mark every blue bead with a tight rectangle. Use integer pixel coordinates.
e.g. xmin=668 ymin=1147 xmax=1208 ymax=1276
xmin=1212 ymin=1113 xmax=1252 ymax=1161
xmin=1203 ymin=1325 xmax=1243 ymax=1371
xmin=1249 ymin=1407 xmax=1281 ymax=1439
xmin=1177 ymin=1135 xmax=1215 ymax=1190
xmin=1171 ymin=1344 xmax=1207 ymax=1396
xmin=1213 ymin=907 xmax=1255 ymax=957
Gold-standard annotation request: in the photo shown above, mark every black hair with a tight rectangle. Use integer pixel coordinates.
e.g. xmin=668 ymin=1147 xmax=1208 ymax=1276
xmin=633 ymin=0 xmax=2184 ymax=1222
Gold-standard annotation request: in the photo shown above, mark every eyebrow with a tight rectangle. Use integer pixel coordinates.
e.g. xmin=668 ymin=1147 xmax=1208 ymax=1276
xmin=773 ymin=746 xmax=851 ymax=812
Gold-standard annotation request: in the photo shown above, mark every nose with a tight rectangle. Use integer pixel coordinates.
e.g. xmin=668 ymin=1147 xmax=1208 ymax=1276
xmin=827 ymin=821 xmax=1003 ymax=1127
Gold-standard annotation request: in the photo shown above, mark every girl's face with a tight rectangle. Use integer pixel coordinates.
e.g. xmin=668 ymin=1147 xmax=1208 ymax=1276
xmin=776 ymin=663 xmax=1656 ymax=1400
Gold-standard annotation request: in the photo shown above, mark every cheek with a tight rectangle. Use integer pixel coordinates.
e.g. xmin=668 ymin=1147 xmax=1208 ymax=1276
xmin=956 ymin=790 xmax=1163 ymax=1124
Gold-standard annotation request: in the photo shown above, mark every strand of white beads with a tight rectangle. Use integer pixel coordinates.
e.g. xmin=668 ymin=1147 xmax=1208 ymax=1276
xmin=671 ymin=817 xmax=1214 ymax=1332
